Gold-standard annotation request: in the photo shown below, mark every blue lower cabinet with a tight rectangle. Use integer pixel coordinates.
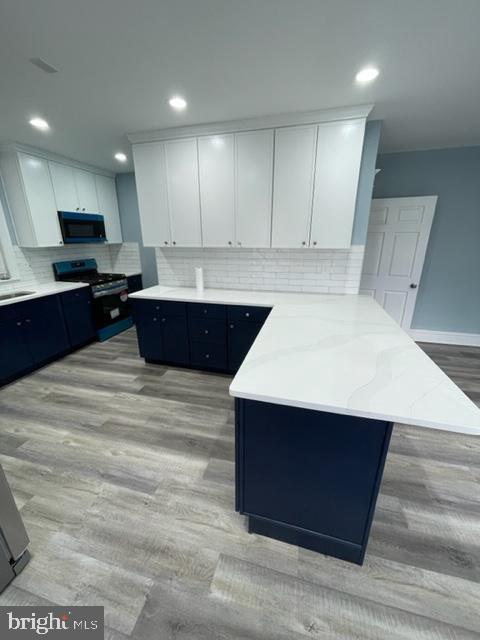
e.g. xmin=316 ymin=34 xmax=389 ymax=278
xmin=162 ymin=316 xmax=190 ymax=366
xmin=0 ymin=294 xmax=70 ymax=387
xmin=127 ymin=274 xmax=143 ymax=294
xmin=235 ymin=398 xmax=393 ymax=564
xmin=60 ymin=288 xmax=96 ymax=349
xmin=190 ymin=341 xmax=227 ymax=371
xmin=133 ymin=299 xmax=189 ymax=365
xmin=227 ymin=321 xmax=263 ymax=373
xmin=0 ymin=316 xmax=33 ymax=384
xmin=22 ymin=295 xmax=70 ymax=364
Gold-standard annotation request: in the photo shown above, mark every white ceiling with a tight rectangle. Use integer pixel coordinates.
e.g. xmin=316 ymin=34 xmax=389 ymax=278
xmin=1 ymin=0 xmax=480 ymax=172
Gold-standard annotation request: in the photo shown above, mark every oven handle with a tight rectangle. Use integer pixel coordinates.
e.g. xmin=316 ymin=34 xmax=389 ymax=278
xmin=93 ymin=284 xmax=128 ymax=299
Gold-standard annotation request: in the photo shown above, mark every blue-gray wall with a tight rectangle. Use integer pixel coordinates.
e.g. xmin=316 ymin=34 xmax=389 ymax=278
xmin=375 ymin=146 xmax=480 ymax=334
xmin=115 ymin=173 xmax=158 ymax=288
xmin=352 ymin=120 xmax=382 ymax=245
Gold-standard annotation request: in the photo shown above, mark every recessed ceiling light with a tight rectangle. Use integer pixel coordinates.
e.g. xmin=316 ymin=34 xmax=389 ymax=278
xmin=169 ymin=96 xmax=187 ymax=111
xmin=29 ymin=117 xmax=50 ymax=132
xmin=355 ymin=67 xmax=379 ymax=83
xmin=114 ymin=152 xmax=128 ymax=163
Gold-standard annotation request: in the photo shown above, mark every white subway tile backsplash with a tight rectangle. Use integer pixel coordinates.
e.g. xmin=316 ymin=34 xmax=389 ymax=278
xmin=1 ymin=242 xmax=141 ymax=292
xmin=155 ymin=245 xmax=364 ymax=294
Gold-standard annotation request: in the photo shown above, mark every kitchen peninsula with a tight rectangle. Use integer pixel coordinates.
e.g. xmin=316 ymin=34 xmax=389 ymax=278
xmin=130 ymin=286 xmax=480 ymax=564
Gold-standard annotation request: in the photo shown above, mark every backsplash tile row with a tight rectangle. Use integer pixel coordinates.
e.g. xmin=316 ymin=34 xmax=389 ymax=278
xmin=1 ymin=242 xmax=141 ymax=291
xmin=156 ymin=245 xmax=365 ymax=294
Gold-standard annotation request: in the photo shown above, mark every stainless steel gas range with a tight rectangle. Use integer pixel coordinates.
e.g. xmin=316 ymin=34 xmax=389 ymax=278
xmin=53 ymin=259 xmax=133 ymax=341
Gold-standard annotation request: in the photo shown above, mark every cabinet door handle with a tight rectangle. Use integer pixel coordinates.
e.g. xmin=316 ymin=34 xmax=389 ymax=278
xmin=82 ymin=208 xmax=86 ymax=212
xmin=204 ymin=329 xmax=209 ymax=334
xmin=161 ymin=317 xmax=166 ymax=323
xmin=229 ymin=323 xmax=234 ymax=329
xmin=16 ymin=321 xmax=22 ymax=326
xmin=25 ymin=318 xmax=31 ymax=323
xmin=164 ymin=241 xmax=168 ymax=245
xmin=301 ymin=241 xmax=306 ymax=246
xmin=313 ymin=241 xmax=317 ymax=246
xmin=76 ymin=207 xmax=80 ymax=211
xmin=228 ymin=241 xmax=232 ymax=246
xmin=172 ymin=241 xmax=176 ymax=246
xmin=205 ymin=353 xmax=210 ymax=359
xmin=245 ymin=312 xmax=250 ymax=318
xmin=203 ymin=309 xmax=208 ymax=315
xmin=153 ymin=317 xmax=158 ymax=322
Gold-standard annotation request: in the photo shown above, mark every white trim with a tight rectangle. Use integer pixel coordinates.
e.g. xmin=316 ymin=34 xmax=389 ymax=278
xmin=410 ymin=329 xmax=480 ymax=347
xmin=127 ymin=104 xmax=374 ymax=144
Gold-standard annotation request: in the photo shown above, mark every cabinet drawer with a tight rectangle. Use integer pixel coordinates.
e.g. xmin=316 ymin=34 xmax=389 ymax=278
xmin=190 ymin=341 xmax=227 ymax=370
xmin=133 ymin=299 xmax=186 ymax=319
xmin=187 ymin=302 xmax=226 ymax=320
xmin=189 ymin=317 xmax=226 ymax=343
xmin=227 ymin=305 xmax=271 ymax=324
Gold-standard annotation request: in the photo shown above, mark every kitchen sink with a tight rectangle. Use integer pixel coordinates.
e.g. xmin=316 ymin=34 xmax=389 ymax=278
xmin=0 ymin=291 xmax=35 ymax=302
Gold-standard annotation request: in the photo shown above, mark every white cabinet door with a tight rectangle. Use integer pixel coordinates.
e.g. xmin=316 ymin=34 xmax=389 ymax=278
xmin=198 ymin=134 xmax=235 ymax=247
xmin=48 ymin=161 xmax=79 ymax=212
xmin=95 ymin=174 xmax=123 ymax=243
xmin=18 ymin=153 xmax=63 ymax=246
xmin=234 ymin=130 xmax=273 ymax=248
xmin=310 ymin=119 xmax=365 ymax=248
xmin=132 ymin=142 xmax=171 ymax=247
xmin=74 ymin=168 xmax=99 ymax=213
xmin=164 ymin=138 xmax=202 ymax=247
xmin=271 ymin=125 xmax=316 ymax=248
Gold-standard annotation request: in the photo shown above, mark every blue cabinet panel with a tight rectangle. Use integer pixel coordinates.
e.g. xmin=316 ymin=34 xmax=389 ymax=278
xmin=238 ymin=399 xmax=392 ymax=549
xmin=22 ymin=295 xmax=70 ymax=364
xmin=133 ymin=300 xmax=164 ymax=360
xmin=127 ymin=274 xmax=143 ymax=294
xmin=60 ymin=288 xmax=96 ymax=348
xmin=132 ymin=299 xmax=189 ymax=365
xmin=227 ymin=320 xmax=263 ymax=373
xmin=0 ymin=317 xmax=33 ymax=384
xmin=162 ymin=316 xmax=190 ymax=366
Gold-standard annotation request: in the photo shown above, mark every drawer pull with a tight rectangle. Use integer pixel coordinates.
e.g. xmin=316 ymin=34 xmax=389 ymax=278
xmin=245 ymin=312 xmax=250 ymax=318
xmin=153 ymin=317 xmax=158 ymax=322
xmin=229 ymin=323 xmax=234 ymax=329
xmin=16 ymin=321 xmax=22 ymax=326
xmin=204 ymin=329 xmax=209 ymax=334
xmin=205 ymin=353 xmax=210 ymax=359
xmin=161 ymin=318 xmax=166 ymax=323
xmin=203 ymin=309 xmax=208 ymax=314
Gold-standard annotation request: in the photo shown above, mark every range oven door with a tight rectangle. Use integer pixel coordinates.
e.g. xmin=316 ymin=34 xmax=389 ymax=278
xmin=92 ymin=281 xmax=131 ymax=329
xmin=58 ymin=211 xmax=106 ymax=244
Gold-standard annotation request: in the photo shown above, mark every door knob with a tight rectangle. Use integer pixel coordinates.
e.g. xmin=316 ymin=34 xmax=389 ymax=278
xmin=410 ymin=283 xmax=418 ymax=289
xmin=301 ymin=241 xmax=306 ymax=246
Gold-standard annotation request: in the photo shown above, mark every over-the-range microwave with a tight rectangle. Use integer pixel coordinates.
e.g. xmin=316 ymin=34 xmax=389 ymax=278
xmin=58 ymin=211 xmax=106 ymax=244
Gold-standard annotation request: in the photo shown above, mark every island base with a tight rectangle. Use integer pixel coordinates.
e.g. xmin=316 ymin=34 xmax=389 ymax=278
xmin=235 ymin=398 xmax=393 ymax=565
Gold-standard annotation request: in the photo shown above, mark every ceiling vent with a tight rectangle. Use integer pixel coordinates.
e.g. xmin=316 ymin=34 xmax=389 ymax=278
xmin=29 ymin=57 xmax=58 ymax=74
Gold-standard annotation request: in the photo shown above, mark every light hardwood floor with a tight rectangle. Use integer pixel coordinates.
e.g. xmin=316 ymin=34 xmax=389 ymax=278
xmin=0 ymin=330 xmax=479 ymax=639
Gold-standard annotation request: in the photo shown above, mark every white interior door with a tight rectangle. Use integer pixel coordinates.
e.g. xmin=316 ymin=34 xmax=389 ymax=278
xmin=360 ymin=196 xmax=437 ymax=329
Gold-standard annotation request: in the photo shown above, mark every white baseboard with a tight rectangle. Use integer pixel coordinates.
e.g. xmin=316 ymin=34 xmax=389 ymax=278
xmin=409 ymin=329 xmax=480 ymax=347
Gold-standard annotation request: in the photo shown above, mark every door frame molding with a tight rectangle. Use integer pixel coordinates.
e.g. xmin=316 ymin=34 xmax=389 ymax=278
xmin=363 ymin=195 xmax=438 ymax=331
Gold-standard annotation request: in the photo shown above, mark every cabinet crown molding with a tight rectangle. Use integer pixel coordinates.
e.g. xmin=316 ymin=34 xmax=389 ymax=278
xmin=0 ymin=141 xmax=115 ymax=178
xmin=127 ymin=104 xmax=374 ymax=144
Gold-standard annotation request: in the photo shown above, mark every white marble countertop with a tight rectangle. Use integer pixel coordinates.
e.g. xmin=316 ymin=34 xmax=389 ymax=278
xmin=129 ymin=286 xmax=480 ymax=435
xmin=0 ymin=282 xmax=88 ymax=308
xmin=124 ymin=271 xmax=142 ymax=277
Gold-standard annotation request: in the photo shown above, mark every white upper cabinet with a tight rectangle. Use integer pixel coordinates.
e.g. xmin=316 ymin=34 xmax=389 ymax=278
xmin=164 ymin=138 xmax=202 ymax=247
xmin=234 ymin=130 xmax=273 ymax=248
xmin=132 ymin=142 xmax=171 ymax=247
xmin=16 ymin=153 xmax=63 ymax=247
xmin=198 ymin=134 xmax=235 ymax=247
xmin=0 ymin=145 xmax=121 ymax=247
xmin=95 ymin=174 xmax=123 ymax=243
xmin=49 ymin=161 xmax=79 ymax=212
xmin=310 ymin=119 xmax=365 ymax=248
xmin=74 ymin=168 xmax=99 ymax=213
xmin=271 ymin=125 xmax=317 ymax=248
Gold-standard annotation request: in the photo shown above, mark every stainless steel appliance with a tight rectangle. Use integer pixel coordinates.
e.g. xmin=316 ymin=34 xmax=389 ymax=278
xmin=53 ymin=259 xmax=133 ymax=341
xmin=57 ymin=211 xmax=106 ymax=244
xmin=0 ymin=463 xmax=30 ymax=593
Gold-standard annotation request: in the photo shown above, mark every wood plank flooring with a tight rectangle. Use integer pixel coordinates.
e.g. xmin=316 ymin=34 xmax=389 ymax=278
xmin=0 ymin=331 xmax=479 ymax=639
